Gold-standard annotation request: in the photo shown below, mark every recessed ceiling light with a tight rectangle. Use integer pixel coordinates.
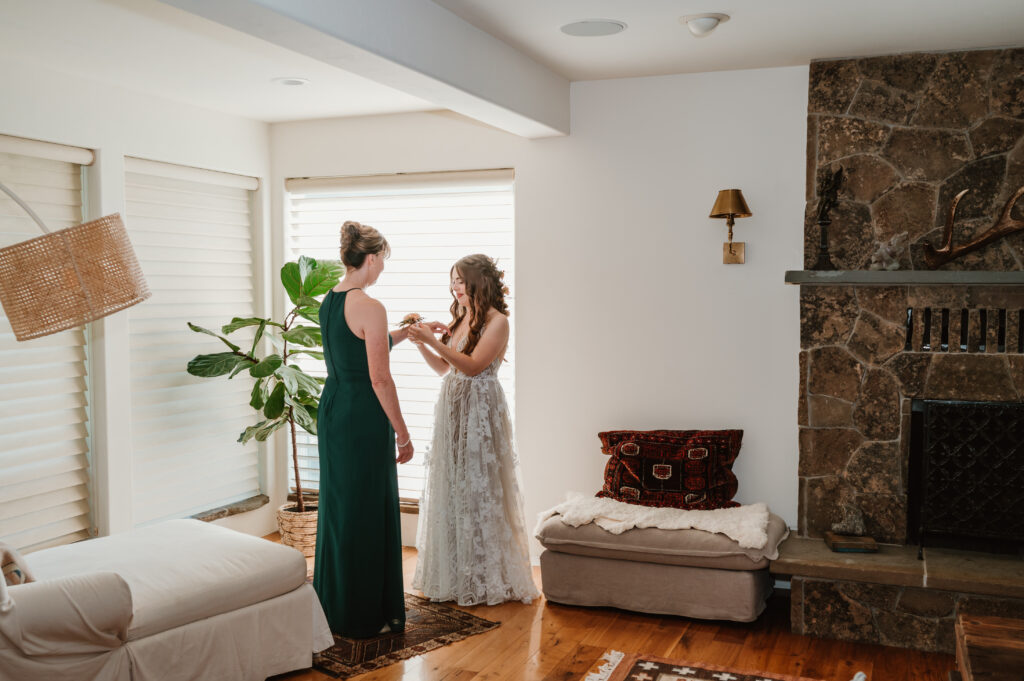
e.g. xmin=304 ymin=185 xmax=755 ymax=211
xmin=272 ymin=77 xmax=309 ymax=86
xmin=560 ymin=19 xmax=627 ymax=37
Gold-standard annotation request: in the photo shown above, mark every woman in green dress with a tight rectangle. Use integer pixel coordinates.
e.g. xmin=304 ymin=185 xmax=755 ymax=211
xmin=313 ymin=220 xmax=443 ymax=637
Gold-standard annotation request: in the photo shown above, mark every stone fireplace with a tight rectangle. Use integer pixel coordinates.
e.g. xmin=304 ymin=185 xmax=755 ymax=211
xmin=773 ymin=46 xmax=1024 ymax=653
xmin=797 ymin=284 xmax=1024 ymax=545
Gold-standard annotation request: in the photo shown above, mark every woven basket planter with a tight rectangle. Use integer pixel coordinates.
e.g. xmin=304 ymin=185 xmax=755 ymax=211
xmin=276 ymin=503 xmax=318 ymax=557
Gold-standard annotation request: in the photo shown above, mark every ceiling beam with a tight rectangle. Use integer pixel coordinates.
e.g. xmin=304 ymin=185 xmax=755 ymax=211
xmin=157 ymin=0 xmax=569 ymax=138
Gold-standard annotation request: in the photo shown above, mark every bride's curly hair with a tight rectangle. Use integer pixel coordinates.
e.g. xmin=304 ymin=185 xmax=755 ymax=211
xmin=442 ymin=254 xmax=509 ymax=356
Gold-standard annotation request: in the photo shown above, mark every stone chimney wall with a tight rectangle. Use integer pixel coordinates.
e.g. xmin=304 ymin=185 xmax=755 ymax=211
xmin=805 ymin=48 xmax=1024 ymax=271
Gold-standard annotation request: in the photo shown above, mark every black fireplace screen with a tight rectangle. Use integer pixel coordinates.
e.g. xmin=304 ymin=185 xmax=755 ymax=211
xmin=909 ymin=399 xmax=1024 ymax=552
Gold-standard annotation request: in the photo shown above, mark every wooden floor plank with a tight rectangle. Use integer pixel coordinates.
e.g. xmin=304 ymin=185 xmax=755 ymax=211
xmin=539 ymin=643 xmax=606 ymax=681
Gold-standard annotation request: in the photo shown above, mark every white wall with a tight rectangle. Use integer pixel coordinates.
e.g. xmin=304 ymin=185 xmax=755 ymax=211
xmin=0 ymin=57 xmax=279 ymax=538
xmin=271 ymin=66 xmax=809 ymax=556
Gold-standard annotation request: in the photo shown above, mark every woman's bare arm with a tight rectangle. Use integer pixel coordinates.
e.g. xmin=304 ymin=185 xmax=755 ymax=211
xmin=413 ymin=339 xmax=451 ymax=376
xmin=351 ymin=295 xmax=413 ymax=462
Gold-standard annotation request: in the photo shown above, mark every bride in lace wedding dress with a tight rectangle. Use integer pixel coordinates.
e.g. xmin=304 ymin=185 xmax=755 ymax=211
xmin=406 ymin=254 xmax=539 ymax=606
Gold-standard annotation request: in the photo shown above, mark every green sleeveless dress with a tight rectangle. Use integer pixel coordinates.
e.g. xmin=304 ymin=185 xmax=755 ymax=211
xmin=313 ymin=288 xmax=405 ymax=637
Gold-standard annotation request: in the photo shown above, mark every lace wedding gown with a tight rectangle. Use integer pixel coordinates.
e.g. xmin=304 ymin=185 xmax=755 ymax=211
xmin=413 ymin=336 xmax=540 ymax=606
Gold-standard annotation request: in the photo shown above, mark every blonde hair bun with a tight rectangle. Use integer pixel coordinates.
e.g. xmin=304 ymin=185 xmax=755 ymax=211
xmin=340 ymin=220 xmax=390 ymax=268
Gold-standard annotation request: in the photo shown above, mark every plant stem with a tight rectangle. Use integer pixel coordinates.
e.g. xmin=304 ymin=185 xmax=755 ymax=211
xmin=282 ymin=309 xmax=306 ymax=513
xmin=289 ymin=412 xmax=305 ymax=513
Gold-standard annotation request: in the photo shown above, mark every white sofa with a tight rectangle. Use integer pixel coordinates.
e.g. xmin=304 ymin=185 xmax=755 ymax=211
xmin=0 ymin=519 xmax=333 ymax=681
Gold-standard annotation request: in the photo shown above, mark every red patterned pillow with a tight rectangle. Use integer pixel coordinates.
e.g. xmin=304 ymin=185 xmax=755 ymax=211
xmin=597 ymin=429 xmax=743 ymax=510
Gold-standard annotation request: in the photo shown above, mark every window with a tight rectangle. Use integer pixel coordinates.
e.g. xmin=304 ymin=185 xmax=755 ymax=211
xmin=0 ymin=139 xmax=94 ymax=552
xmin=124 ymin=158 xmax=262 ymax=525
xmin=284 ymin=170 xmax=515 ymax=501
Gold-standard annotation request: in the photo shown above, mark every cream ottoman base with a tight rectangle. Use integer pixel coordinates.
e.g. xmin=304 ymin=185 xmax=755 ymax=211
xmin=539 ymin=549 xmax=772 ymax=622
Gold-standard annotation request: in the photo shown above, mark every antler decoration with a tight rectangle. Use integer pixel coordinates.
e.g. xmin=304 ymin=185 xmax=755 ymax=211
xmin=922 ymin=184 xmax=1024 ymax=268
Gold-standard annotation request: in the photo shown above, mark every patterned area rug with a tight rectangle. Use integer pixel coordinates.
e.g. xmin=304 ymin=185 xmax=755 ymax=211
xmin=312 ymin=593 xmax=500 ymax=679
xmin=585 ymin=651 xmax=833 ymax=681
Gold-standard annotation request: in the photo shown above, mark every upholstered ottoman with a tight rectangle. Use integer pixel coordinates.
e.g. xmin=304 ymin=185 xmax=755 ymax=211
xmin=536 ymin=511 xmax=789 ymax=622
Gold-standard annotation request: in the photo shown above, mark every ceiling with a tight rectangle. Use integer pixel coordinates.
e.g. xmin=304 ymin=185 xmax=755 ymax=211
xmin=0 ymin=0 xmax=436 ymax=123
xmin=2 ymin=0 xmax=1022 ymax=125
xmin=432 ymin=0 xmax=1024 ymax=81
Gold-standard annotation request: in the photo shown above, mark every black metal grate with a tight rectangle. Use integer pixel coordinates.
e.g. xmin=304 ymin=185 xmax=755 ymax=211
xmin=909 ymin=400 xmax=1024 ymax=552
xmin=904 ymin=308 xmax=1022 ymax=353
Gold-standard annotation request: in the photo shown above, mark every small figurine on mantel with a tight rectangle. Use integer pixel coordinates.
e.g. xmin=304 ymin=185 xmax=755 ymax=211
xmin=811 ymin=166 xmax=845 ymax=271
xmin=826 ymin=502 xmax=878 ymax=553
xmin=867 ymin=231 xmax=908 ymax=271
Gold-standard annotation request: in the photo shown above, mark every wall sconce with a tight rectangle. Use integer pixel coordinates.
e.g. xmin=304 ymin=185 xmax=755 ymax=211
xmin=709 ymin=189 xmax=752 ymax=264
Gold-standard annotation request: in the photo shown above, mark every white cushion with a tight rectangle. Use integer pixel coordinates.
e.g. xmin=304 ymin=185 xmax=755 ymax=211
xmin=3 ymin=572 xmax=131 ymax=655
xmin=25 ymin=519 xmax=306 ymax=640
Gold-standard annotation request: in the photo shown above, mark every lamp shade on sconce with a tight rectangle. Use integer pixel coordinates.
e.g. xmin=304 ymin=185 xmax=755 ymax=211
xmin=710 ymin=189 xmax=752 ymax=219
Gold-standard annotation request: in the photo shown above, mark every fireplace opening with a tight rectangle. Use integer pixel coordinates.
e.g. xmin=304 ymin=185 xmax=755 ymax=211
xmin=908 ymin=399 xmax=1024 ymax=555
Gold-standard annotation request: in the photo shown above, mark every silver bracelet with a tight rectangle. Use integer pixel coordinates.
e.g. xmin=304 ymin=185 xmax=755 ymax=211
xmin=397 ymin=437 xmax=411 ymax=447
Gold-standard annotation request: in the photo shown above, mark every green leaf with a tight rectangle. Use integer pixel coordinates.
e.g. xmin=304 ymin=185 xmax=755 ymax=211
xmin=238 ymin=420 xmax=267 ymax=444
xmin=298 ymin=255 xmax=315 ymax=286
xmin=281 ymin=262 xmax=301 ymax=305
xmin=187 ymin=322 xmax=240 ymax=353
xmin=276 ymin=365 xmax=298 ymax=394
xmin=229 ymin=358 xmax=254 ymax=378
xmin=187 ymin=352 xmax=248 ymax=377
xmin=221 ymin=317 xmax=267 ymax=335
xmin=255 ymin=418 xmax=286 ymax=442
xmin=265 ymin=332 xmax=284 ymax=351
xmin=296 ymin=305 xmax=320 ymax=325
xmin=249 ymin=379 xmax=265 ymax=409
xmin=295 ymin=295 xmax=321 ymax=309
xmin=303 ymin=260 xmax=343 ymax=297
xmin=282 ymin=325 xmax=322 ymax=347
xmin=238 ymin=417 xmax=286 ymax=443
xmin=250 ymin=354 xmax=283 ymax=378
xmin=264 ymin=381 xmax=286 ymax=419
xmin=250 ymin=320 xmax=267 ymax=356
xmin=294 ymin=366 xmax=322 ymax=395
xmin=290 ymin=403 xmax=317 ymax=435
xmin=287 ymin=349 xmax=324 ymax=361
xmin=276 ymin=365 xmax=321 ymax=397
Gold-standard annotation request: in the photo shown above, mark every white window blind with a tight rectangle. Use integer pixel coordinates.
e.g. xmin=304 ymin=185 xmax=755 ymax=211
xmin=125 ymin=158 xmax=262 ymax=525
xmin=285 ymin=169 xmax=515 ymax=502
xmin=0 ymin=148 xmax=93 ymax=552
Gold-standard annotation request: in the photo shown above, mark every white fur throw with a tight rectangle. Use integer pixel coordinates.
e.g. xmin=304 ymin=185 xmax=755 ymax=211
xmin=537 ymin=494 xmax=771 ymax=549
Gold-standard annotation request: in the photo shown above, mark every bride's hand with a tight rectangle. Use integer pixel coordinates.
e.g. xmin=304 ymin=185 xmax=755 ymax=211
xmin=423 ymin=320 xmax=449 ymax=335
xmin=407 ymin=323 xmax=433 ymax=344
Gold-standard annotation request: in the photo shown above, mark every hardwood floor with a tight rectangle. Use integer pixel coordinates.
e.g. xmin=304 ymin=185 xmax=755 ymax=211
xmin=274 ymin=545 xmax=955 ymax=681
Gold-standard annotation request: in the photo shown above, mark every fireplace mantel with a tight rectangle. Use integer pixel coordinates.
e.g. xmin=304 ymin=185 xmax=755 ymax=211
xmin=785 ymin=270 xmax=1024 ymax=286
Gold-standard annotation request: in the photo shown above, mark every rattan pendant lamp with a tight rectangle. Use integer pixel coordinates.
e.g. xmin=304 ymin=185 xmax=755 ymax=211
xmin=0 ymin=180 xmax=150 ymax=341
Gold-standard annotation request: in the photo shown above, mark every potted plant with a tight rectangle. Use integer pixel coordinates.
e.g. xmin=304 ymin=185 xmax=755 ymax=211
xmin=185 ymin=255 xmax=342 ymax=556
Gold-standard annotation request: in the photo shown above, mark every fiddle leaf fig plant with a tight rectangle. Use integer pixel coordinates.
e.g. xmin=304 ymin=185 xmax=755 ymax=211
xmin=186 ymin=255 xmax=343 ymax=513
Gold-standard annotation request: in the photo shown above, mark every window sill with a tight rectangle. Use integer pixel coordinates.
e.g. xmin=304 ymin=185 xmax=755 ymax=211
xmin=284 ymin=490 xmax=417 ymax=514
xmin=192 ymin=494 xmax=270 ymax=522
